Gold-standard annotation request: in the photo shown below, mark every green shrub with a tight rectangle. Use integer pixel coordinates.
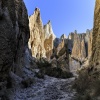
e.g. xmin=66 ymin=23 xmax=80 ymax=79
xmin=37 ymin=60 xmax=51 ymax=68
xmin=73 ymin=69 xmax=91 ymax=93
xmin=35 ymin=71 xmax=44 ymax=79
xmin=73 ymin=66 xmax=100 ymax=99
xmin=37 ymin=59 xmax=73 ymax=79
xmin=74 ymin=94 xmax=91 ymax=100
xmin=21 ymin=78 xmax=35 ymax=88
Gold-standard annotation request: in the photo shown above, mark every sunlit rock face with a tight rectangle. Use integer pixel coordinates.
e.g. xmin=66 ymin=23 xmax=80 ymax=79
xmin=87 ymin=30 xmax=93 ymax=59
xmin=0 ymin=0 xmax=30 ymax=79
xmin=68 ymin=30 xmax=92 ymax=62
xmin=90 ymin=0 xmax=100 ymax=67
xmin=29 ymin=8 xmax=45 ymax=58
xmin=44 ymin=21 xmax=56 ymax=59
xmin=71 ymin=33 xmax=86 ymax=62
xmin=29 ymin=9 xmax=56 ymax=59
xmin=67 ymin=30 xmax=93 ymax=72
xmin=44 ymin=20 xmax=56 ymax=40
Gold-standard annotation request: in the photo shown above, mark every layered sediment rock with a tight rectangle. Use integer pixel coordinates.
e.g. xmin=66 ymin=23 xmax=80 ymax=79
xmin=68 ymin=30 xmax=92 ymax=73
xmin=44 ymin=20 xmax=56 ymax=40
xmin=44 ymin=21 xmax=55 ymax=59
xmin=87 ymin=30 xmax=92 ymax=59
xmin=28 ymin=8 xmax=45 ymax=58
xmin=29 ymin=9 xmax=56 ymax=59
xmin=68 ymin=30 xmax=92 ymax=62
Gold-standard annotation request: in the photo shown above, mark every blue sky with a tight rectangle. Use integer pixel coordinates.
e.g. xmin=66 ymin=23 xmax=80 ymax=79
xmin=24 ymin=0 xmax=95 ymax=38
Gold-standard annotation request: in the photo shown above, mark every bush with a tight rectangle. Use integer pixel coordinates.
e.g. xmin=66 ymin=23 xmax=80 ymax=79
xmin=37 ymin=60 xmax=51 ymax=68
xmin=73 ymin=66 xmax=100 ymax=99
xmin=74 ymin=94 xmax=91 ymax=100
xmin=21 ymin=78 xmax=35 ymax=88
xmin=35 ymin=71 xmax=44 ymax=79
xmin=37 ymin=59 xmax=73 ymax=79
xmin=73 ymin=69 xmax=91 ymax=93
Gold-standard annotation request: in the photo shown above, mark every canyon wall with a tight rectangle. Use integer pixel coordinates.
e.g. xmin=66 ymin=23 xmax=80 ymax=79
xmin=90 ymin=0 xmax=100 ymax=67
xmin=0 ymin=0 xmax=30 ymax=80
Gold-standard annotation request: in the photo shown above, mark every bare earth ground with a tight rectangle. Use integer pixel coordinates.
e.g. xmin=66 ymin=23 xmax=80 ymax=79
xmin=7 ymin=74 xmax=77 ymax=100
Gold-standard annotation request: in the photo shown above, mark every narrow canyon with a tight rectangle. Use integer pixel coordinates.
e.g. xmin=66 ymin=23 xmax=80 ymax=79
xmin=0 ymin=0 xmax=100 ymax=100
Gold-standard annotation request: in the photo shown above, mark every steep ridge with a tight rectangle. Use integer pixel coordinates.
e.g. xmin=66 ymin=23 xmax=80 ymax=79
xmin=28 ymin=8 xmax=45 ymax=58
xmin=44 ymin=21 xmax=56 ymax=59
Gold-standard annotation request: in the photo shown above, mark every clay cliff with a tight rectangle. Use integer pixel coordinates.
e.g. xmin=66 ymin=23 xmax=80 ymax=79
xmin=68 ymin=30 xmax=92 ymax=62
xmin=74 ymin=1 xmax=100 ymax=99
xmin=28 ymin=8 xmax=71 ymax=77
xmin=0 ymin=0 xmax=30 ymax=79
xmin=29 ymin=9 xmax=56 ymax=59
xmin=67 ymin=30 xmax=93 ymax=74
xmin=44 ymin=20 xmax=56 ymax=40
xmin=28 ymin=8 xmax=93 ymax=76
xmin=28 ymin=8 xmax=93 ymax=73
xmin=90 ymin=0 xmax=100 ymax=67
xmin=28 ymin=8 xmax=45 ymax=58
xmin=0 ymin=0 xmax=32 ymax=98
xmin=44 ymin=21 xmax=56 ymax=59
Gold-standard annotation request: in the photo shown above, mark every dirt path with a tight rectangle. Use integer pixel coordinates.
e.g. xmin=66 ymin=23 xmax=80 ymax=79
xmin=8 ymin=76 xmax=77 ymax=100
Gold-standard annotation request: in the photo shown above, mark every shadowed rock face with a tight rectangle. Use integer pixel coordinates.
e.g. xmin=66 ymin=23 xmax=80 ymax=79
xmin=0 ymin=0 xmax=29 ymax=80
xmin=54 ymin=34 xmax=69 ymax=71
xmin=90 ymin=0 xmax=100 ymax=66
xmin=44 ymin=34 xmax=53 ymax=59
